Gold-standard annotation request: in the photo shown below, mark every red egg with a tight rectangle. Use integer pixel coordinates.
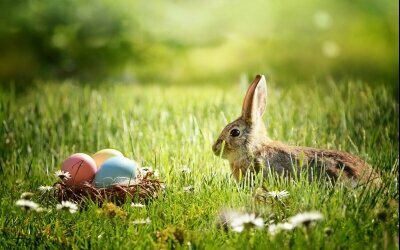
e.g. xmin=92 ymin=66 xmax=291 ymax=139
xmin=61 ymin=153 xmax=97 ymax=186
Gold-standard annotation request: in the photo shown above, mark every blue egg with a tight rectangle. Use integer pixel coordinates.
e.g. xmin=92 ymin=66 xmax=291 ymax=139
xmin=94 ymin=156 xmax=138 ymax=188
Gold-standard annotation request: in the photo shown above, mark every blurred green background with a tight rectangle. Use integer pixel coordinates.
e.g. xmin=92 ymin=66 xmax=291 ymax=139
xmin=0 ymin=0 xmax=398 ymax=87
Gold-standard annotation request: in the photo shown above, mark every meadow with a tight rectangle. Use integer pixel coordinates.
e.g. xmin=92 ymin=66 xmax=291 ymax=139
xmin=0 ymin=79 xmax=398 ymax=249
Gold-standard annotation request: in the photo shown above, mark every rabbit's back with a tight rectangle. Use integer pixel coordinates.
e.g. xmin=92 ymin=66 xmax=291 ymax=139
xmin=256 ymin=142 xmax=379 ymax=184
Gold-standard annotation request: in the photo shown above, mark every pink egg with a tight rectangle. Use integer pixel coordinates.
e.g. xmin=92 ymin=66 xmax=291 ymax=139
xmin=61 ymin=153 xmax=97 ymax=186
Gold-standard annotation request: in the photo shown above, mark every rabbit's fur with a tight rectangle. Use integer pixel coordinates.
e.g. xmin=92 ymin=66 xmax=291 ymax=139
xmin=212 ymin=75 xmax=379 ymax=185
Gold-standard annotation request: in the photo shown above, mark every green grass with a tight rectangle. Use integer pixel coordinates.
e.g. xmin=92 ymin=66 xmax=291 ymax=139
xmin=0 ymin=80 xmax=398 ymax=249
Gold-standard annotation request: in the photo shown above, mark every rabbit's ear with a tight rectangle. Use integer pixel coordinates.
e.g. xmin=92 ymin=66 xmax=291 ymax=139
xmin=242 ymin=75 xmax=267 ymax=123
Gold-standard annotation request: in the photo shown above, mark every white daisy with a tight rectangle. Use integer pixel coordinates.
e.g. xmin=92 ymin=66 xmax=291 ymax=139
xmin=288 ymin=211 xmax=324 ymax=227
xmin=38 ymin=186 xmax=53 ymax=192
xmin=217 ymin=209 xmax=241 ymax=229
xmin=267 ymin=190 xmax=290 ymax=200
xmin=183 ymin=186 xmax=194 ymax=193
xmin=56 ymin=201 xmax=78 ymax=213
xmin=132 ymin=218 xmax=151 ymax=225
xmin=268 ymin=211 xmax=324 ymax=235
xmin=15 ymin=199 xmax=40 ymax=211
xmin=230 ymin=213 xmax=264 ymax=233
xmin=268 ymin=222 xmax=295 ymax=236
xmin=131 ymin=203 xmax=145 ymax=208
xmin=54 ymin=170 xmax=71 ymax=180
xmin=20 ymin=192 xmax=34 ymax=199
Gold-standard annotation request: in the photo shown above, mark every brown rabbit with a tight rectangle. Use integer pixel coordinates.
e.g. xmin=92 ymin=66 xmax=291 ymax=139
xmin=212 ymin=75 xmax=380 ymax=186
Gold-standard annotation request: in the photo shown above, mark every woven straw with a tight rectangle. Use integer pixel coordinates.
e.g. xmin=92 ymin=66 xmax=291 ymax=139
xmin=53 ymin=172 xmax=163 ymax=206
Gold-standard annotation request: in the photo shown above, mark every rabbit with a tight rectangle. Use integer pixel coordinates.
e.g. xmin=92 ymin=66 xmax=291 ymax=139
xmin=212 ymin=75 xmax=380 ymax=186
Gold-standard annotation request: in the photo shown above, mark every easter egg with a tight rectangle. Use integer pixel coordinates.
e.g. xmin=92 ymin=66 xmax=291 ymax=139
xmin=61 ymin=153 xmax=97 ymax=186
xmin=94 ymin=156 xmax=138 ymax=188
xmin=92 ymin=149 xmax=124 ymax=168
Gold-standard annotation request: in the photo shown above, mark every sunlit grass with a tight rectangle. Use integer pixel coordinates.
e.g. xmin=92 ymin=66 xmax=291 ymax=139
xmin=0 ymin=80 xmax=398 ymax=249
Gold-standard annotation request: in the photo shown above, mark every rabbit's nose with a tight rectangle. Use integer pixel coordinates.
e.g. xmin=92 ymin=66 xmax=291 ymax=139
xmin=212 ymin=139 xmax=222 ymax=153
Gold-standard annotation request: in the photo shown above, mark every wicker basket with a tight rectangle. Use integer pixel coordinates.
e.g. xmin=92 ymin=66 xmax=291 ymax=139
xmin=53 ymin=172 xmax=163 ymax=206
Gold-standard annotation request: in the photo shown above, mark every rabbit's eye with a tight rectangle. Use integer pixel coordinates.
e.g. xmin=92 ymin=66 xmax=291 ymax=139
xmin=230 ymin=128 xmax=240 ymax=137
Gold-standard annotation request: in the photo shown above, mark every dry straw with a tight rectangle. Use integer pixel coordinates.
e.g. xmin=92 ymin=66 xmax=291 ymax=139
xmin=53 ymin=171 xmax=163 ymax=206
